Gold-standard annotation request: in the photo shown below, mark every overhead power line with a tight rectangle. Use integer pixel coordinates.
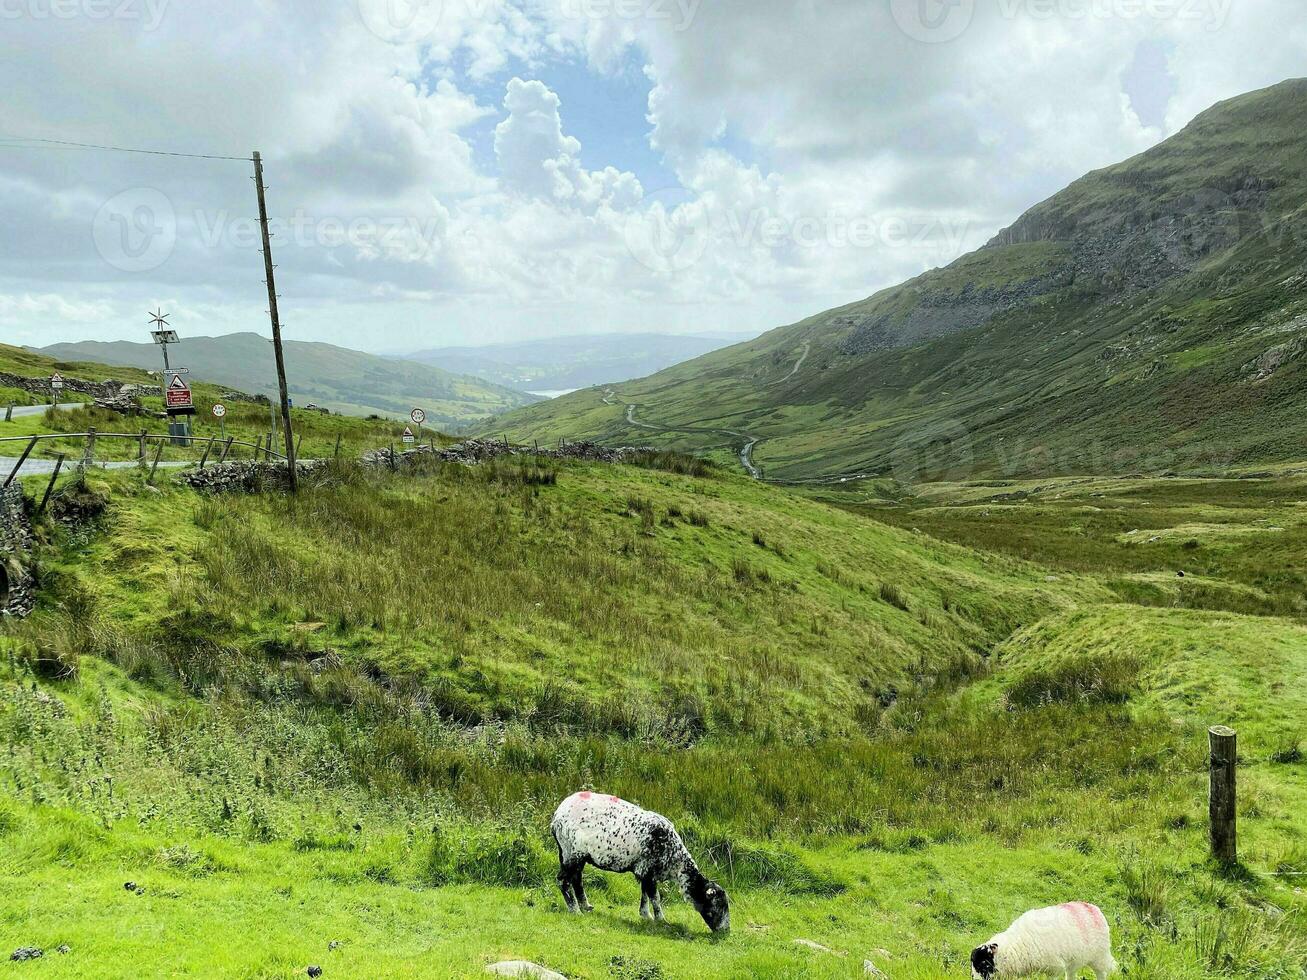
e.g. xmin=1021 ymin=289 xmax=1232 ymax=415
xmin=0 ymin=134 xmax=250 ymax=162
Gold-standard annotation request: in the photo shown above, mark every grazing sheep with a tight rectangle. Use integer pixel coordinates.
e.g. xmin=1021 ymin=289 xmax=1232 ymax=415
xmin=971 ymin=903 xmax=1117 ymax=979
xmin=550 ymin=792 xmax=730 ymax=933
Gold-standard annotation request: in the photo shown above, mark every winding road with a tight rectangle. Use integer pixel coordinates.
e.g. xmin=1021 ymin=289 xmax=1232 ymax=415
xmin=616 ymin=395 xmax=762 ymax=478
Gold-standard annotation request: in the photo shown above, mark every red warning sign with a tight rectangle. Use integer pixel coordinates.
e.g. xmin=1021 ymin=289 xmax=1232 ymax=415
xmin=165 ymin=372 xmax=193 ymax=410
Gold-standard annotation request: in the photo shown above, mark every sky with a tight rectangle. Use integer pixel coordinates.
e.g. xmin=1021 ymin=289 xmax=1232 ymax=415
xmin=0 ymin=0 xmax=1304 ymax=354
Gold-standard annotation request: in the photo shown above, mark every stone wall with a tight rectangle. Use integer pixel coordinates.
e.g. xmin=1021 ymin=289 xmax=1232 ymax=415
xmin=0 ymin=483 xmax=35 ymax=618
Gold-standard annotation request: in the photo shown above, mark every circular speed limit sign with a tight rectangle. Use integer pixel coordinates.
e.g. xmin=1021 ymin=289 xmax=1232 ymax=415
xmin=212 ymin=404 xmax=227 ymax=418
xmin=410 ymin=408 xmax=426 ymax=425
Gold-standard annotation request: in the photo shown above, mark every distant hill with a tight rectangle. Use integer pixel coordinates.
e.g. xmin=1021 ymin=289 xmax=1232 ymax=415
xmin=405 ymin=332 xmax=759 ymax=394
xmin=38 ymin=333 xmax=540 ymax=425
xmin=484 ymin=79 xmax=1307 ymax=481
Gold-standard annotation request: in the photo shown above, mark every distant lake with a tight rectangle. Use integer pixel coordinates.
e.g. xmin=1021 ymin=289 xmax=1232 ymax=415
xmin=527 ymin=389 xmax=579 ymax=399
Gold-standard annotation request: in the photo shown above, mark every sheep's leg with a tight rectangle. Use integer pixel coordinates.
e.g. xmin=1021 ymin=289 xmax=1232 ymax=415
xmin=651 ymin=882 xmax=665 ymax=922
xmin=557 ymin=859 xmax=582 ymax=913
xmin=639 ymin=875 xmax=655 ymax=920
xmin=571 ymin=866 xmax=593 ymax=912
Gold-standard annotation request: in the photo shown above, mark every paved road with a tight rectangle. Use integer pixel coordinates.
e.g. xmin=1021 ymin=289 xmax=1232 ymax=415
xmin=1 ymin=456 xmax=191 ymax=478
xmin=6 ymin=402 xmax=85 ymax=419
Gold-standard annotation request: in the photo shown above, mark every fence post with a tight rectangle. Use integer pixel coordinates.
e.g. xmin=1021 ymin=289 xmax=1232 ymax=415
xmin=1209 ymin=726 xmax=1237 ymax=866
xmin=4 ymin=404 xmax=12 ymax=422
xmin=389 ymin=444 xmax=397 ymax=471
xmin=295 ymin=432 xmax=304 ymax=458
xmin=138 ymin=430 xmax=148 ymax=467
xmin=219 ymin=437 xmax=235 ymax=464
xmin=147 ymin=442 xmax=165 ymax=485
xmin=39 ymin=455 xmax=66 ymax=514
xmin=334 ymin=433 xmax=342 ymax=459
xmin=4 ymin=436 xmax=39 ymax=488
xmin=199 ymin=437 xmax=215 ymax=469
xmin=80 ymin=426 xmax=97 ymax=473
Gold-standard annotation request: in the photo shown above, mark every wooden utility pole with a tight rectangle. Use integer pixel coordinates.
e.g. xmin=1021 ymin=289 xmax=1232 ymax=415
xmin=1209 ymin=726 xmax=1238 ymax=866
xmin=252 ymin=150 xmax=297 ymax=491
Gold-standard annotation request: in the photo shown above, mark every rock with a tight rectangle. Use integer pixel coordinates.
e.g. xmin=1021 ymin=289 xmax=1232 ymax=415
xmin=124 ymin=881 xmax=138 ymax=892
xmin=863 ymin=962 xmax=887 ymax=977
xmin=56 ymin=945 xmax=71 ymax=955
xmin=485 ymin=961 xmax=567 ymax=979
xmin=793 ymin=939 xmax=842 ymax=955
xmin=307 ymin=967 xmax=323 ymax=978
xmin=10 ymin=948 xmax=43 ymax=962
xmin=328 ymin=940 xmax=342 ymax=951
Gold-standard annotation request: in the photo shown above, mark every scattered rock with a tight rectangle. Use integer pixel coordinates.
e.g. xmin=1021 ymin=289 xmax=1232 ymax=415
xmin=56 ymin=945 xmax=71 ymax=955
xmin=485 ymin=961 xmax=567 ymax=979
xmin=793 ymin=939 xmax=843 ymax=955
xmin=328 ymin=940 xmax=342 ymax=951
xmin=10 ymin=948 xmax=43 ymax=962
xmin=863 ymin=961 xmax=887 ymax=977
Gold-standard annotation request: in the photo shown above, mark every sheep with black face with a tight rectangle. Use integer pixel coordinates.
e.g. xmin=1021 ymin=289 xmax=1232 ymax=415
xmin=971 ymin=903 xmax=1117 ymax=979
xmin=550 ymin=792 xmax=730 ymax=933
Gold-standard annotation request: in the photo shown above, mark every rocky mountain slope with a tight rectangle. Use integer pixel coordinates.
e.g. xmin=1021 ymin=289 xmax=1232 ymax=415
xmin=484 ymin=78 xmax=1307 ymax=482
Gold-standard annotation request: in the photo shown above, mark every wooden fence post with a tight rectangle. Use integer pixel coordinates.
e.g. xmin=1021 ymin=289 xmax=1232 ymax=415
xmin=39 ymin=455 xmax=66 ymax=513
xmin=389 ymin=444 xmax=397 ymax=471
xmin=138 ymin=430 xmax=148 ymax=466
xmin=1209 ymin=726 xmax=1237 ymax=866
xmin=147 ymin=443 xmax=165 ymax=485
xmin=218 ymin=437 xmax=235 ymax=464
xmin=334 ymin=433 xmax=342 ymax=459
xmin=198 ymin=438 xmax=215 ymax=469
xmin=4 ymin=404 xmax=12 ymax=422
xmin=295 ymin=432 xmax=304 ymax=458
xmin=4 ymin=436 xmax=39 ymax=488
xmin=80 ymin=426 xmax=97 ymax=473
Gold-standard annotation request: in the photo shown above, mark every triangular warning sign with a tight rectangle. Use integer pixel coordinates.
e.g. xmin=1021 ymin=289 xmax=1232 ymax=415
xmin=169 ymin=375 xmax=189 ymax=390
xmin=403 ymin=427 xmax=414 ymax=437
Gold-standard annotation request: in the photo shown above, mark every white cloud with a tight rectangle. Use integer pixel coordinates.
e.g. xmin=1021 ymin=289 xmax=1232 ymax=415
xmin=0 ymin=0 xmax=1303 ymax=352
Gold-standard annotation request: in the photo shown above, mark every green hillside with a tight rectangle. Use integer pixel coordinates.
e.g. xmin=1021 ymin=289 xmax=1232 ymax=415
xmin=38 ymin=333 xmax=540 ymax=426
xmin=483 ymin=79 xmax=1307 ymax=482
xmin=2 ymin=454 xmax=1306 ymax=976
xmin=1 ymin=342 xmax=435 ymax=463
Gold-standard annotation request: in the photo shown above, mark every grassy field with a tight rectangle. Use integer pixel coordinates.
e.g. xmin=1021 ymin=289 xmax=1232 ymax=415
xmin=2 ymin=455 xmax=1306 ymax=977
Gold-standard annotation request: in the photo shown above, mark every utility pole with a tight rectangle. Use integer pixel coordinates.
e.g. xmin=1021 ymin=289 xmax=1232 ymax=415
xmin=252 ymin=150 xmax=297 ymax=490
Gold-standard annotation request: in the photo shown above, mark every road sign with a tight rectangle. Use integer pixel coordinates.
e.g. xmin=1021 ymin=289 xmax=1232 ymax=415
xmin=212 ymin=404 xmax=227 ymax=419
xmin=50 ymin=373 xmax=64 ymax=390
xmin=165 ymin=371 xmax=194 ymax=412
xmin=411 ymin=408 xmax=426 ymax=426
xmin=402 ymin=426 xmax=416 ymax=444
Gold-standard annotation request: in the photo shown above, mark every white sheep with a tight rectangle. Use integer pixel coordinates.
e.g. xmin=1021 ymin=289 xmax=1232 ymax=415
xmin=971 ymin=903 xmax=1117 ymax=979
xmin=549 ymin=791 xmax=730 ymax=933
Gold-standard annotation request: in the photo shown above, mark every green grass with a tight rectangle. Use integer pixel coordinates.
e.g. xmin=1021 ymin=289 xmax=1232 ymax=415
xmin=3 ymin=461 xmax=1307 ymax=977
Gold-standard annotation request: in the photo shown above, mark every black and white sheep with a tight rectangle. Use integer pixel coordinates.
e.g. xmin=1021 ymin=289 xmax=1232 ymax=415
xmin=971 ymin=903 xmax=1117 ymax=979
xmin=549 ymin=792 xmax=730 ymax=933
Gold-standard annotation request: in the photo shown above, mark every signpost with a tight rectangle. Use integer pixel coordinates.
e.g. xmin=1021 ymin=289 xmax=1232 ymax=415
xmin=50 ymin=373 xmax=64 ymax=404
xmin=411 ymin=408 xmax=426 ymax=442
xmin=402 ymin=426 xmax=416 ymax=445
xmin=212 ymin=403 xmax=227 ymax=440
xmin=165 ymin=372 xmax=194 ymax=412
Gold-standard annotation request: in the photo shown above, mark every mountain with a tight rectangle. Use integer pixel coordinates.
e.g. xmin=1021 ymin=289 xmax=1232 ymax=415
xmin=37 ymin=333 xmax=540 ymax=425
xmin=483 ymin=79 xmax=1307 ymax=482
xmin=403 ymin=331 xmax=760 ymax=394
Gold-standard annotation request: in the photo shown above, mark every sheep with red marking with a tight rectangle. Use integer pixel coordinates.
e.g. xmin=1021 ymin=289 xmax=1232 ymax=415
xmin=971 ymin=903 xmax=1117 ymax=979
xmin=549 ymin=792 xmax=730 ymax=933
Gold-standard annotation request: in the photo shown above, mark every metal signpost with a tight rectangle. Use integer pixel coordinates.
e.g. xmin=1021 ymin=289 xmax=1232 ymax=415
xmin=50 ymin=373 xmax=64 ymax=405
xmin=411 ymin=407 xmax=426 ymax=442
xmin=212 ymin=403 xmax=227 ymax=440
